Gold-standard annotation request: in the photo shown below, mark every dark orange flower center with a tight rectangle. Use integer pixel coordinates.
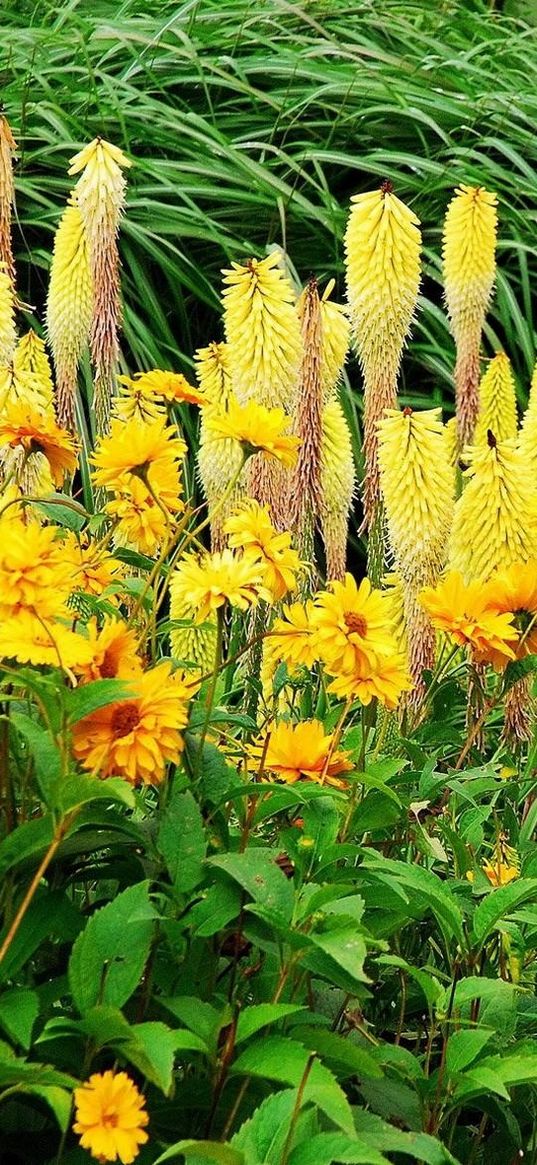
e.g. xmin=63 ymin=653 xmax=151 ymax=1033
xmin=100 ymin=647 xmax=119 ymax=678
xmin=102 ymin=1110 xmax=119 ymax=1128
xmin=344 ymin=612 xmax=368 ymax=638
xmin=111 ymin=703 xmax=140 ymax=738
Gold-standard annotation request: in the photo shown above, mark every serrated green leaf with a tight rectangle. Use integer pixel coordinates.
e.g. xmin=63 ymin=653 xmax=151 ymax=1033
xmin=0 ymin=989 xmax=39 ymax=1051
xmin=65 ymin=679 xmax=135 ymax=725
xmin=231 ymin=1089 xmax=298 ymax=1163
xmin=289 ymin=1132 xmax=388 ymax=1165
xmin=68 ymin=883 xmax=157 ymax=1014
xmin=158 ymin=788 xmax=206 ymax=894
xmin=445 ymin=1029 xmax=494 ymax=1075
xmin=209 ymin=849 xmax=294 ymax=922
xmin=472 ymin=879 xmax=537 ymax=944
xmin=235 ymin=1004 xmax=306 ymax=1045
xmin=231 ymin=1035 xmax=354 ymax=1134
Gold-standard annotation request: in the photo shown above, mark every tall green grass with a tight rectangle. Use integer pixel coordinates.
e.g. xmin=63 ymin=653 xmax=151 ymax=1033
xmin=4 ymin=0 xmax=537 ymax=439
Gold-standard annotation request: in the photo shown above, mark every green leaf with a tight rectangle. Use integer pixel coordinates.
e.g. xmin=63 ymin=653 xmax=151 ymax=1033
xmin=153 ymin=1142 xmax=244 ymax=1165
xmin=445 ymin=1029 xmax=494 ymax=1075
xmin=34 ymin=494 xmax=88 ymax=531
xmin=158 ymin=788 xmax=206 ymax=894
xmin=377 ymin=955 xmax=442 ymax=1010
xmin=209 ymin=849 xmax=295 ymax=922
xmin=353 ymin=1111 xmax=462 ymax=1164
xmin=0 ymin=890 xmax=82 ymax=984
xmin=362 ymin=856 xmax=464 ymax=944
xmin=65 ymin=679 xmax=135 ymax=725
xmin=159 ymin=997 xmax=223 ymax=1051
xmin=0 ymin=989 xmax=39 ymax=1050
xmin=481 ymin=1051 xmax=537 ymax=1088
xmin=290 ymin=1027 xmax=382 ymax=1080
xmin=0 ymin=1059 xmax=76 ymax=1089
xmin=14 ymin=1084 xmax=74 ymax=1132
xmin=235 ymin=1004 xmax=306 ymax=1045
xmin=502 ymin=654 xmax=537 ymax=694
xmin=231 ymin=1035 xmax=354 ymax=1134
xmin=449 ymin=1065 xmax=510 ymax=1104
xmin=0 ymin=815 xmax=54 ymax=878
xmin=232 ymin=1089 xmax=298 ymax=1163
xmin=305 ymin=928 xmax=369 ymax=987
xmin=289 ymin=1133 xmax=389 ymax=1165
xmin=68 ymin=882 xmax=157 ymax=1014
xmin=58 ymin=775 xmax=136 ymax=812
xmin=10 ymin=713 xmax=62 ymax=804
xmin=125 ymin=1022 xmax=177 ymax=1095
xmin=472 ymin=879 xmax=537 ymax=945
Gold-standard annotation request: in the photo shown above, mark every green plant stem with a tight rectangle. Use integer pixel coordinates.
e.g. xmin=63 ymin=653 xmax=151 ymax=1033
xmin=280 ymin=1053 xmax=316 ymax=1165
xmin=195 ymin=607 xmax=224 ymax=777
xmin=0 ymin=812 xmax=76 ymax=968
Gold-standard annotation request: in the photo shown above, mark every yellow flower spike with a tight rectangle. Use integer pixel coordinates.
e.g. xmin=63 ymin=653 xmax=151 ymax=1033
xmin=73 ymin=1070 xmax=149 ymax=1164
xmin=288 ymin=277 xmax=324 ymax=559
xmin=46 ymin=196 xmax=93 ymax=432
xmin=344 ymin=182 xmax=421 ymax=538
xmin=443 ymin=415 xmax=459 ymax=468
xmin=518 ymin=362 xmax=537 ymax=470
xmin=196 ymin=341 xmax=244 ymax=550
xmin=319 ymin=397 xmax=355 ymax=581
xmin=169 ymin=596 xmax=217 ymax=676
xmin=474 ymin=352 xmax=517 ymax=446
xmin=378 ymin=407 xmax=455 ymax=705
xmin=442 ymin=184 xmax=498 ymax=448
xmin=13 ymin=331 xmax=55 ymax=409
xmin=68 ymin=138 xmax=131 ymax=433
xmin=0 ymin=114 xmax=17 ymax=290
xmin=0 ymin=262 xmax=16 ymax=367
xmin=449 ymin=434 xmax=537 ymax=581
xmin=221 ymin=251 xmax=302 ymax=411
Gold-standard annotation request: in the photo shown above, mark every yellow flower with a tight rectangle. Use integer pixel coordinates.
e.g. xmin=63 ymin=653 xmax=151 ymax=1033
xmin=0 ymin=401 xmax=78 ymax=487
xmin=485 ymin=561 xmax=537 ymax=657
xmin=106 ymin=478 xmax=174 ymax=557
xmin=13 ymin=331 xmax=55 ymax=406
xmin=64 ymin=533 xmax=121 ymax=598
xmin=442 ymin=184 xmax=498 ymax=447
xmin=206 ymin=396 xmax=300 ymax=469
xmin=468 ymin=858 xmax=519 ymax=887
xmin=320 ymin=397 xmax=355 ymax=581
xmin=45 ymin=196 xmax=93 ymax=432
xmin=252 ymin=719 xmax=353 ymax=788
xmin=195 ymin=341 xmax=234 ymax=405
xmin=224 ymin=500 xmax=300 ymax=600
xmin=91 ymin=416 xmax=186 ymax=497
xmin=474 ymin=352 xmax=518 ymax=446
xmin=318 ymin=280 xmax=351 ymax=401
xmin=113 ymin=377 xmax=164 ymax=423
xmin=312 ymin=573 xmax=399 ymax=674
xmin=344 ymin=183 xmax=421 ymax=531
xmin=123 ymin=369 xmax=206 ymax=407
xmin=449 ymin=436 xmax=537 ymax=581
xmin=73 ymin=1070 xmax=148 ymax=1164
xmin=518 ymin=362 xmax=537 ymax=469
xmin=266 ymin=601 xmax=319 ymax=671
xmin=0 ymin=261 xmax=16 ymax=366
xmin=419 ymin=571 xmax=519 ymax=667
xmin=75 ymin=617 xmax=143 ymax=683
xmin=72 ymin=661 xmax=189 ymax=785
xmin=169 ymin=603 xmax=217 ymax=675
xmin=0 ymin=519 xmax=74 ymax=618
xmin=169 ymin=548 xmax=270 ymax=624
xmin=327 ymin=652 xmax=412 ymax=710
xmin=222 ymin=251 xmax=302 ymax=409
xmin=0 ymin=610 xmax=93 ymax=670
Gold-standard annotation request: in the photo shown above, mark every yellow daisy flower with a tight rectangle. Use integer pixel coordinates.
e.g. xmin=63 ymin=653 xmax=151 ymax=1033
xmin=169 ymin=548 xmax=271 ymax=624
xmin=91 ymin=416 xmax=186 ymax=496
xmin=327 ymin=652 xmax=412 ymax=710
xmin=224 ymin=500 xmax=301 ymax=601
xmin=206 ymin=397 xmax=300 ymax=468
xmin=419 ymin=571 xmax=519 ymax=668
xmin=252 ymin=719 xmax=353 ymax=788
xmin=0 ymin=519 xmax=74 ymax=619
xmin=106 ymin=477 xmax=178 ymax=557
xmin=312 ymin=573 xmax=399 ymax=674
xmin=74 ymin=617 xmax=143 ymax=683
xmin=124 ymin=369 xmax=206 ymax=406
xmin=72 ymin=661 xmax=189 ymax=785
xmin=0 ymin=610 xmax=93 ymax=670
xmin=266 ymin=600 xmax=319 ymax=671
xmin=0 ymin=400 xmax=77 ymax=486
xmin=485 ymin=561 xmax=537 ymax=657
xmin=73 ymin=1070 xmax=149 ymax=1164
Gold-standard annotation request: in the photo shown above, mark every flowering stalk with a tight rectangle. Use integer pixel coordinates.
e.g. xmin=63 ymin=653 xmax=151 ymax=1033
xmin=320 ymin=398 xmax=355 ymax=580
xmin=344 ymin=181 xmax=421 ymax=578
xmin=288 ymin=277 xmax=324 ymax=562
xmin=196 ymin=341 xmax=244 ymax=550
xmin=518 ymin=362 xmax=537 ymax=469
xmin=317 ymin=279 xmax=350 ymax=402
xmin=474 ymin=351 xmax=517 ymax=446
xmin=68 ymin=138 xmax=131 ymax=433
xmin=442 ymin=185 xmax=498 ymax=449
xmin=378 ymin=407 xmax=455 ymax=705
xmin=46 ymin=196 xmax=93 ymax=432
xmin=0 ymin=115 xmax=17 ymax=291
xmin=0 ymin=262 xmax=16 ymax=367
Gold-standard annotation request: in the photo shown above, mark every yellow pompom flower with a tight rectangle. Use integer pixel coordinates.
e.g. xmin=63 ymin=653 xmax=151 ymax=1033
xmin=224 ymin=499 xmax=300 ymax=601
xmin=0 ymin=610 xmax=94 ymax=671
xmin=0 ymin=115 xmax=17 ymax=289
xmin=13 ymin=331 xmax=55 ymax=412
xmin=169 ymin=548 xmax=271 ymax=624
xmin=442 ymin=184 xmax=498 ymax=448
xmin=319 ymin=397 xmax=355 ymax=581
xmin=266 ymin=600 xmax=319 ymax=671
xmin=46 ymin=197 xmax=93 ymax=431
xmin=0 ymin=519 xmax=74 ymax=619
xmin=327 ymin=652 xmax=412 ymax=710
xmin=252 ymin=719 xmax=353 ymax=788
xmin=420 ymin=571 xmax=519 ymax=668
xmin=69 ymin=138 xmax=131 ymax=431
xmin=474 ymin=352 xmax=517 ymax=445
xmin=312 ymin=573 xmax=399 ymax=675
xmin=105 ymin=478 xmax=174 ymax=557
xmin=73 ymin=1070 xmax=149 ymax=1164
xmin=0 ymin=261 xmax=16 ymax=367
xmin=449 ymin=435 xmax=537 ymax=581
xmin=222 ymin=251 xmax=302 ymax=410
xmin=484 ymin=560 xmax=537 ymax=657
xmin=72 ymin=661 xmax=189 ymax=785
xmin=0 ymin=400 xmax=78 ymax=487
xmin=64 ymin=534 xmax=122 ymax=599
xmin=344 ymin=182 xmax=421 ymax=534
xmin=74 ymin=617 xmax=143 ymax=683
xmin=91 ymin=416 xmax=186 ymax=504
xmin=206 ymin=397 xmax=299 ymax=469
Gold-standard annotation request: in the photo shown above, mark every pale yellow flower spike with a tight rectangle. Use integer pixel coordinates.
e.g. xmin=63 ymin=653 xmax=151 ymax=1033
xmin=289 ymin=277 xmax=324 ymax=561
xmin=344 ymin=182 xmax=421 ymax=546
xmin=196 ymin=341 xmax=244 ymax=551
xmin=517 ymin=362 xmax=537 ymax=471
xmin=320 ymin=397 xmax=355 ymax=581
xmin=46 ymin=197 xmax=93 ymax=432
xmin=169 ymin=595 xmax=217 ymax=676
xmin=449 ymin=434 xmax=537 ymax=582
xmin=68 ymin=137 xmax=131 ymax=433
xmin=0 ymin=115 xmax=17 ymax=290
xmin=378 ymin=407 xmax=455 ymax=705
xmin=442 ymin=184 xmax=498 ymax=449
xmin=222 ymin=252 xmax=302 ymax=411
xmin=14 ymin=332 xmax=55 ymax=415
xmin=474 ymin=352 xmax=517 ymax=446
xmin=0 ymin=263 xmax=16 ymax=367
